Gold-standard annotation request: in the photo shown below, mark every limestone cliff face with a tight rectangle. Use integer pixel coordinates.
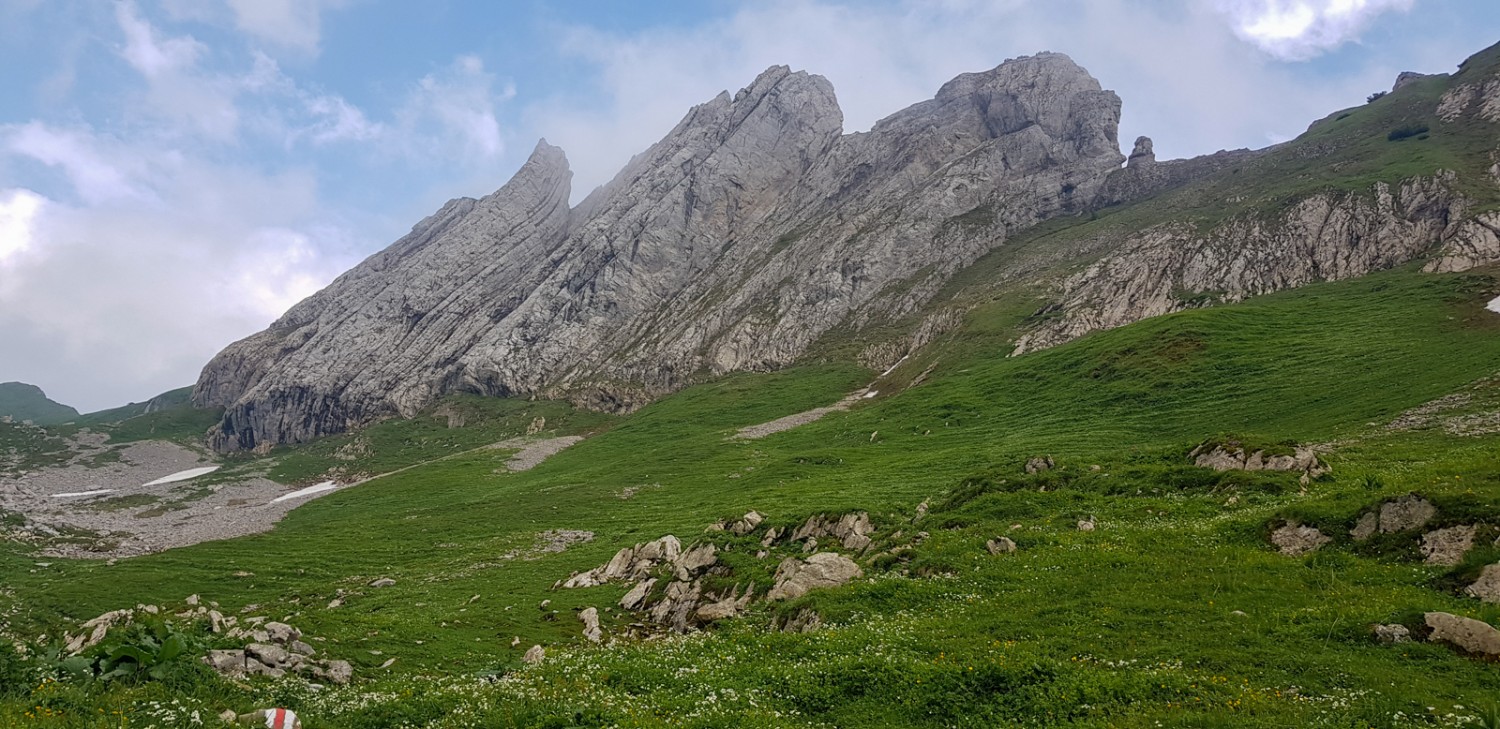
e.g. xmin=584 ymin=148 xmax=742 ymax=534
xmin=196 ymin=55 xmax=1127 ymax=451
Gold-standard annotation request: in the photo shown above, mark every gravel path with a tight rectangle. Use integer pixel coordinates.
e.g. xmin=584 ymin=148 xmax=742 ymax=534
xmin=732 ymin=392 xmax=870 ymax=440
xmin=488 ymin=436 xmax=586 ymax=471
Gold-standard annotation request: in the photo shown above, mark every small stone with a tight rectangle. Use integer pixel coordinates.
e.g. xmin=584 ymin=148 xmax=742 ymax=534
xmin=1374 ymin=623 xmax=1411 ymax=644
xmin=265 ymin=622 xmax=301 ymax=645
xmin=1025 ymin=456 xmax=1054 ymax=474
xmin=1077 ymin=518 xmax=1096 ymax=532
xmin=985 ymin=537 xmax=1017 ymax=555
xmin=579 ymin=607 xmax=603 ymax=642
xmin=523 ymin=645 xmax=545 ymax=664
xmin=369 ymin=578 xmax=397 ymax=588
xmin=318 ymin=660 xmax=354 ymax=685
xmin=379 ymin=657 xmax=396 ymax=669
xmin=1230 ymin=610 xmax=1247 ymax=617
xmin=326 ymin=598 xmax=344 ymax=609
xmin=185 ymin=594 xmax=200 ymax=606
xmin=511 ymin=636 xmax=521 ymax=647
xmin=289 ymin=641 xmax=317 ymax=656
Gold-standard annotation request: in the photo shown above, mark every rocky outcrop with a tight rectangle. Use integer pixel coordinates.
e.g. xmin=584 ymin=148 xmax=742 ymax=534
xmin=1096 ymin=137 xmax=1258 ymax=207
xmin=1190 ymin=442 xmax=1328 ymax=484
xmin=1014 ymin=173 xmax=1479 ymax=354
xmin=195 ymin=54 xmax=1127 ymax=451
xmin=1393 ymin=71 xmax=1436 ymax=93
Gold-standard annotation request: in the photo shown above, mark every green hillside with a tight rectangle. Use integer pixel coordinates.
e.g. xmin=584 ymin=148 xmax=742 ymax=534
xmin=0 ymin=381 xmax=78 ymax=425
xmin=4 ymin=267 xmax=1500 ymax=727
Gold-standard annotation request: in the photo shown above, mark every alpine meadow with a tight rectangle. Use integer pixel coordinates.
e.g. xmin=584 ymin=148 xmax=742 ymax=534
xmin=3 ymin=11 xmax=1500 ymax=729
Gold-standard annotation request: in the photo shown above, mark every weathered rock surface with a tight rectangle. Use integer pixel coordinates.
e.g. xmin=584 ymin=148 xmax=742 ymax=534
xmin=1420 ymin=525 xmax=1476 ymax=566
xmin=1190 ymin=443 xmax=1328 ymax=483
xmin=1373 ymin=623 xmax=1411 ymax=644
xmin=1425 ymin=611 xmax=1500 ymax=657
xmin=579 ymin=607 xmax=602 ymax=643
xmin=1466 ymin=564 xmax=1500 ymax=603
xmin=791 ymin=512 xmax=875 ymax=552
xmin=195 ymin=54 xmax=1128 ymax=451
xmin=1352 ymin=495 xmax=1437 ymax=541
xmin=767 ymin=552 xmax=863 ymax=601
xmin=1270 ymin=523 xmax=1331 ymax=557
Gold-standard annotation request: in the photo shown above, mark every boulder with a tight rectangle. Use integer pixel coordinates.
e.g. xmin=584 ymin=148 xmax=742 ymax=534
xmin=1269 ymin=523 xmax=1331 ymax=557
xmin=1425 ymin=611 xmax=1500 ymax=657
xmin=289 ymin=641 xmax=317 ymax=656
xmin=264 ymin=621 xmax=301 ymax=645
xmin=1380 ymin=495 xmax=1436 ymax=534
xmin=1077 ymin=518 xmax=1096 ymax=532
xmin=792 ymin=512 xmax=875 ymax=551
xmin=1190 ymin=443 xmax=1328 ymax=483
xmin=1466 ymin=564 xmax=1500 ymax=603
xmin=768 ymin=553 xmax=863 ymax=601
xmin=1373 ymin=623 xmax=1411 ymax=644
xmin=673 ymin=544 xmax=718 ymax=580
xmin=728 ymin=511 xmax=765 ymax=536
xmin=204 ymin=649 xmax=249 ymax=675
xmin=620 ymin=579 xmax=657 ymax=611
xmin=986 ymin=537 xmax=1018 ymax=555
xmin=1420 ymin=525 xmax=1476 ymax=566
xmin=1350 ymin=512 xmax=1378 ymax=541
xmin=579 ymin=607 xmax=603 ymax=643
xmin=246 ymin=643 xmax=295 ymax=669
xmin=1025 ymin=456 xmax=1055 ymax=474
xmin=777 ymin=608 xmax=824 ymax=633
xmin=316 ymin=660 xmax=354 ymax=685
xmin=523 ymin=645 xmax=545 ymax=664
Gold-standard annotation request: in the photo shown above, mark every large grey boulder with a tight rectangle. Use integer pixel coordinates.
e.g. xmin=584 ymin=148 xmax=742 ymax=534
xmin=1352 ymin=495 xmax=1437 ymax=541
xmin=767 ymin=553 xmax=863 ymax=601
xmin=1425 ymin=611 xmax=1500 ymax=657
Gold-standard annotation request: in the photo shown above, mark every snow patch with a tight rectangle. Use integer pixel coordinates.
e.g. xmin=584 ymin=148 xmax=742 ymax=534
xmin=142 ymin=466 xmax=220 ymax=487
xmin=50 ymin=489 xmax=114 ymax=498
xmin=1487 ymin=295 xmax=1500 ymax=314
xmin=271 ymin=481 xmax=337 ymax=504
xmin=879 ymin=355 xmax=909 ymax=378
xmin=863 ymin=390 xmax=879 ymax=399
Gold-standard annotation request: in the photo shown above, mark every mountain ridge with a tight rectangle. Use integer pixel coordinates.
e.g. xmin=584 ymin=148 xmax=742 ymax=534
xmin=194 ymin=44 xmax=1500 ymax=452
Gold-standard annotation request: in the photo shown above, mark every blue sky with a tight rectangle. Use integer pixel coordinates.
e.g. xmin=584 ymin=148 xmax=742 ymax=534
xmin=0 ymin=0 xmax=1496 ymax=411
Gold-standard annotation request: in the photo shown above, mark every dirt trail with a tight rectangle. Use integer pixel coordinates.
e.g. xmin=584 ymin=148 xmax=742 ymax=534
xmin=732 ymin=392 xmax=873 ymax=440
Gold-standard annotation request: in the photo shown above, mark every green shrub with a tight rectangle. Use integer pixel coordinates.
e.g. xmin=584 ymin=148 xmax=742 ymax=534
xmin=1387 ymin=125 xmax=1429 ymax=141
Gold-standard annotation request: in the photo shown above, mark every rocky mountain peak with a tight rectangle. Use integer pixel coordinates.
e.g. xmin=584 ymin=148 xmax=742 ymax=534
xmin=194 ymin=55 xmax=1133 ymax=451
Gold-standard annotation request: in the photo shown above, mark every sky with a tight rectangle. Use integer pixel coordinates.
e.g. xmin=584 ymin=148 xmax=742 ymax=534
xmin=0 ymin=0 xmax=1496 ymax=412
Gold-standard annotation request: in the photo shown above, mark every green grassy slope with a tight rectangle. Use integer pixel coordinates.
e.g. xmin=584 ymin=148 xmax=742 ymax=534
xmin=0 ymin=381 xmax=79 ymax=426
xmin=4 ymin=268 xmax=1500 ymax=727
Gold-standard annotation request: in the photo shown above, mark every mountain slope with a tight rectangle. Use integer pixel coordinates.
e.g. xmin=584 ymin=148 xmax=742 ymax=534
xmin=0 ymin=382 xmax=77 ymax=425
xmin=195 ymin=43 xmax=1500 ymax=457
xmin=193 ymin=54 xmax=1128 ymax=451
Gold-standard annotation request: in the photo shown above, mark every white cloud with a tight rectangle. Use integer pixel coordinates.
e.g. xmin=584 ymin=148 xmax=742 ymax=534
xmin=1212 ymin=0 xmax=1415 ymax=60
xmin=0 ymin=188 xmax=44 ymax=266
xmin=4 ymin=123 xmax=153 ymax=206
xmin=223 ymin=0 xmax=349 ymax=55
xmin=400 ymin=55 xmax=513 ymax=161
xmin=113 ymin=1 xmax=239 ymax=141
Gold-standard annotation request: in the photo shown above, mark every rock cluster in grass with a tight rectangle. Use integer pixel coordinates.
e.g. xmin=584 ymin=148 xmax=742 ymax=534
xmin=1189 ymin=442 xmax=1329 ymax=484
xmin=204 ymin=619 xmax=352 ymax=685
xmin=560 ymin=511 xmax=873 ymax=636
xmin=62 ymin=596 xmax=353 ymax=685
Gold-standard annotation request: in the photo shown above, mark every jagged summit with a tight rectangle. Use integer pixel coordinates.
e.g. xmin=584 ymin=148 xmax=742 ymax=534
xmin=194 ymin=54 xmax=1127 ymax=451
